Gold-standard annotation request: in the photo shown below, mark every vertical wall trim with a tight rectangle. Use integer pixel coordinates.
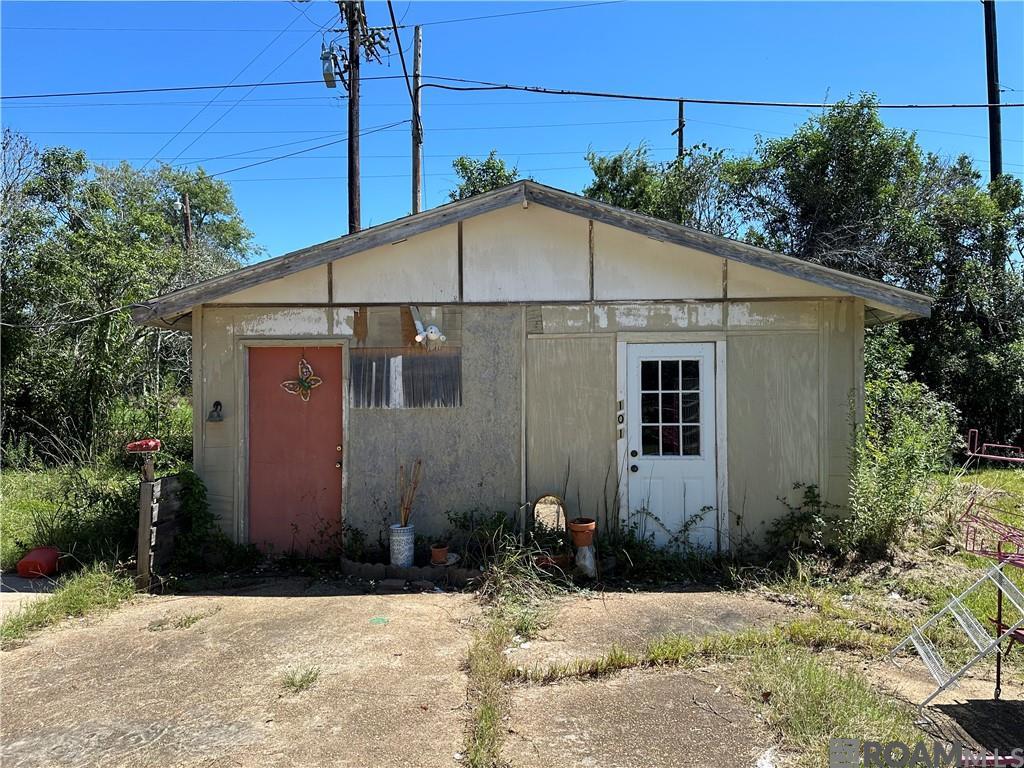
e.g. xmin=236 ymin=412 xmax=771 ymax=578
xmin=327 ymin=262 xmax=334 ymax=306
xmin=520 ymin=306 xmax=528 ymax=510
xmin=457 ymin=221 xmax=464 ymax=302
xmin=615 ymin=338 xmax=628 ymax=524
xmin=588 ymin=219 xmax=595 ymax=301
xmin=714 ymin=338 xmax=729 ymax=553
xmin=192 ymin=305 xmax=205 ymax=480
xmin=853 ymin=299 xmax=865 ymax=425
xmin=340 ymin=342 xmax=351 ymax=532
xmin=817 ymin=300 xmax=830 ymax=504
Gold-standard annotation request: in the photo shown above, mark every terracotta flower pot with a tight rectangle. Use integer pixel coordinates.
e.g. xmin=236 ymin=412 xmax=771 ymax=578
xmin=534 ymin=552 xmax=571 ymax=570
xmin=568 ymin=517 xmax=596 ymax=548
xmin=430 ymin=544 xmax=449 ymax=566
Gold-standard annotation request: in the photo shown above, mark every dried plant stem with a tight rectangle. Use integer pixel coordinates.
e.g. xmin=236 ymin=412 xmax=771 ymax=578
xmin=398 ymin=458 xmax=423 ymax=527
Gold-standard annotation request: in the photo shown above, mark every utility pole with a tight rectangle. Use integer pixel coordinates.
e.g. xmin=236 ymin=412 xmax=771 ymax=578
xmin=982 ymin=0 xmax=1003 ymax=182
xmin=411 ymin=25 xmax=423 ymax=214
xmin=675 ymin=101 xmax=685 ymax=159
xmin=343 ymin=1 xmax=361 ymax=232
xmin=177 ymin=192 xmax=193 ymax=252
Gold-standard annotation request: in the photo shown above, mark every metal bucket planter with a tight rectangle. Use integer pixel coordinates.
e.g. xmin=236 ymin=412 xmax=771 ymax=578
xmin=390 ymin=523 xmax=415 ymax=568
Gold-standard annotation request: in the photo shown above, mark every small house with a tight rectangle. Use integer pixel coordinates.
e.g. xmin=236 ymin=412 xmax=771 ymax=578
xmin=133 ymin=181 xmax=931 ymax=555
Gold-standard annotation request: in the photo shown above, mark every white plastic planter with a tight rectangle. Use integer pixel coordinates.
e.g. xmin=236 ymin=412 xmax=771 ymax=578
xmin=390 ymin=523 xmax=415 ymax=568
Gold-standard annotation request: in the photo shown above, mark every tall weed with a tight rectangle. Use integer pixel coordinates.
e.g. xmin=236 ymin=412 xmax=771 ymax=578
xmin=846 ymin=328 xmax=960 ymax=558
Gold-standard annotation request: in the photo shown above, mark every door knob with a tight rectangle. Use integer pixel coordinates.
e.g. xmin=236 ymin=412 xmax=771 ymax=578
xmin=630 ymin=464 xmax=639 ymax=473
xmin=335 ymin=462 xmax=342 ymax=468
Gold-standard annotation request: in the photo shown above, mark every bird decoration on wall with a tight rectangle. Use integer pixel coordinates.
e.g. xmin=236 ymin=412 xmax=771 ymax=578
xmin=281 ymin=358 xmax=323 ymax=402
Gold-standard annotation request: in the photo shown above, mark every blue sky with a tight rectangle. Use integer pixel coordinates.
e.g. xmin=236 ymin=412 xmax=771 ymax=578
xmin=2 ymin=1 xmax=1022 ymax=259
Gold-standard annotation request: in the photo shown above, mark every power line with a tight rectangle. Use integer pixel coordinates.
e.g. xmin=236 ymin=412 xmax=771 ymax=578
xmin=172 ymin=132 xmax=349 ymax=165
xmin=163 ymin=12 xmax=336 ymax=165
xmin=390 ymin=1 xmax=622 ymax=29
xmin=8 ymin=73 xmax=1021 ymax=109
xmin=419 ymin=76 xmax=1024 ymax=110
xmin=17 ymin=116 xmax=679 ymax=136
xmin=208 ymin=120 xmax=409 ymax=178
xmin=4 ymin=1 xmax=623 ymax=34
xmin=0 ymin=304 xmax=138 ymax=330
xmin=0 ymin=76 xmax=406 ymax=101
xmin=9 ymin=96 xmax=1022 ymax=146
xmin=140 ymin=10 xmax=306 ymax=169
xmin=387 ymin=0 xmax=415 ymax=107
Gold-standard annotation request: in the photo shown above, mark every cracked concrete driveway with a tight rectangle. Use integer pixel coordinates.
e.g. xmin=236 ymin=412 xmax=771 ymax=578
xmin=1 ymin=578 xmax=479 ymax=768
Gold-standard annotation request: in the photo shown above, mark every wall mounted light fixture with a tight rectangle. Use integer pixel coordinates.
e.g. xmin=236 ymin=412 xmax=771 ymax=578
xmin=207 ymin=401 xmax=224 ymax=422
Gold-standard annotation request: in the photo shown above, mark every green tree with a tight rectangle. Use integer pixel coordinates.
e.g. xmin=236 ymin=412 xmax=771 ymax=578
xmin=448 ymin=151 xmax=524 ymax=201
xmin=1 ymin=133 xmax=256 ymax=459
xmin=723 ymin=95 xmax=923 ymax=280
xmin=584 ymin=143 xmax=737 ymax=236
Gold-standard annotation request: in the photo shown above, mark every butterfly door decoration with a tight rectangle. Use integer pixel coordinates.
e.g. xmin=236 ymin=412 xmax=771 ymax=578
xmin=281 ymin=358 xmax=323 ymax=402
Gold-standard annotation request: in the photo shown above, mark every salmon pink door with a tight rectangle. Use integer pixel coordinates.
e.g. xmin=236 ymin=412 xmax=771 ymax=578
xmin=248 ymin=346 xmax=343 ymax=555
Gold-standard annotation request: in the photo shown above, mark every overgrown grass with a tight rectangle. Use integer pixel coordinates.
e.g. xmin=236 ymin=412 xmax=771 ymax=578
xmin=281 ymin=665 xmax=320 ymax=693
xmin=505 ymin=625 xmax=919 ymax=768
xmin=748 ymin=648 xmax=918 ymax=768
xmin=476 ymin=536 xmax=567 ymax=639
xmin=506 ymin=619 xmax=888 ymax=686
xmin=0 ymin=470 xmax=63 ymax=570
xmin=0 ymin=466 xmax=137 ymax=571
xmin=465 ymin=623 xmax=511 ymax=768
xmin=462 ymin=536 xmax=570 ymax=767
xmin=0 ymin=564 xmax=136 ymax=643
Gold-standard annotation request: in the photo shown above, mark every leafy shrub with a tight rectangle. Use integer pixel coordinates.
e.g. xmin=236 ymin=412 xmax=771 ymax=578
xmin=766 ymin=483 xmax=837 ymax=555
xmin=445 ymin=508 xmax=514 ymax=569
xmin=42 ymin=465 xmax=139 ymax=566
xmin=99 ymin=394 xmax=193 ymax=472
xmin=170 ymin=468 xmax=259 ymax=573
xmin=846 ymin=328 xmax=960 ymax=558
xmin=599 ymin=507 xmax=715 ymax=582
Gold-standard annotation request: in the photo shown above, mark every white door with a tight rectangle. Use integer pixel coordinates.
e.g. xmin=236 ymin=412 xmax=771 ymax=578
xmin=626 ymin=343 xmax=717 ymax=550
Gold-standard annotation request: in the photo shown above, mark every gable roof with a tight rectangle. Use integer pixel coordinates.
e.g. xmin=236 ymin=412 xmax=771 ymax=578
xmin=132 ymin=180 xmax=932 ymax=325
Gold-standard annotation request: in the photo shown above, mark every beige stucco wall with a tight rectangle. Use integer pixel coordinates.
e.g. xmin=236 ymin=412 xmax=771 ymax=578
xmin=344 ymin=306 xmax=522 ymax=540
xmin=520 ymin=298 xmax=864 ymax=550
xmin=526 ymin=335 xmax=618 ymax=526
xmin=192 ymin=298 xmax=862 ymax=551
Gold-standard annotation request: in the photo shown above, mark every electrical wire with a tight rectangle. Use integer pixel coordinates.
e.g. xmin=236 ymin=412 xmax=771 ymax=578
xmin=0 ymin=304 xmax=138 ymax=330
xmin=207 ymin=120 xmax=409 ymax=177
xmin=7 ymin=73 xmax=1020 ymax=109
xmin=418 ymin=76 xmax=1024 ymax=110
xmin=140 ymin=10 xmax=306 ymax=169
xmin=164 ymin=11 xmax=338 ymax=165
xmin=388 ymin=1 xmax=622 ymax=29
xmin=0 ymin=76 xmax=405 ymax=101
xmin=387 ymin=0 xmax=415 ymax=107
xmin=20 ymin=116 xmax=680 ymax=136
xmin=5 ymin=1 xmax=623 ymax=33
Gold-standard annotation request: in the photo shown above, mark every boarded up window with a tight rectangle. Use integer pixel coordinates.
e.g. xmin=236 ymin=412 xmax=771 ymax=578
xmin=350 ymin=347 xmax=462 ymax=408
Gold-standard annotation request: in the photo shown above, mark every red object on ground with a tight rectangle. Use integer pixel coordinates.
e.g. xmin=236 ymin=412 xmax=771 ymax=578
xmin=16 ymin=546 xmax=59 ymax=578
xmin=125 ymin=438 xmax=161 ymax=454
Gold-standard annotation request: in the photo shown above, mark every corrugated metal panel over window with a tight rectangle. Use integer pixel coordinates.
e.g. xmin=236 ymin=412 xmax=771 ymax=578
xmin=350 ymin=346 xmax=462 ymax=409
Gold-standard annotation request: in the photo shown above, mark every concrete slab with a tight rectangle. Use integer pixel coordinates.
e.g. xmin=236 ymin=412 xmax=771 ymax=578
xmin=0 ymin=578 xmax=479 ymax=768
xmin=503 ymin=667 xmax=771 ymax=768
xmin=508 ymin=589 xmax=796 ymax=669
xmin=0 ymin=572 xmax=56 ymax=620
